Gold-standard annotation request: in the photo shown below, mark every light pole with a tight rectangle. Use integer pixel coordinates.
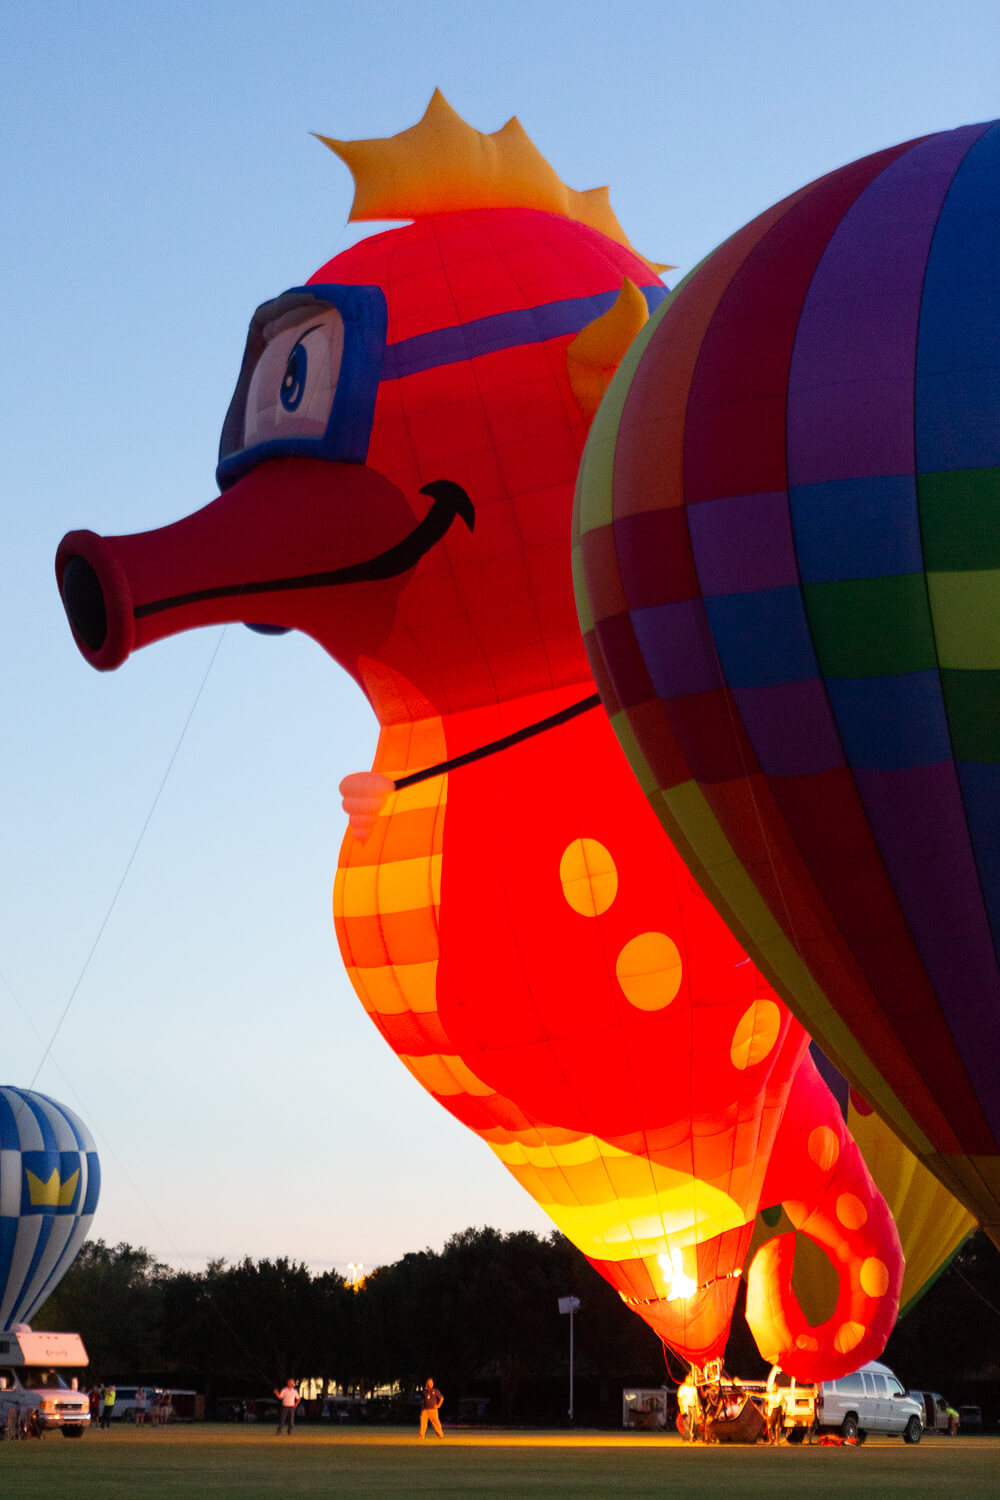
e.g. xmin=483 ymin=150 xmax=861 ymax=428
xmin=558 ymin=1296 xmax=580 ymax=1422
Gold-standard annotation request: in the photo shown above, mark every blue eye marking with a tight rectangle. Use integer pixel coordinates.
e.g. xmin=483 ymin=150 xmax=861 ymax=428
xmin=279 ymin=322 xmax=323 ymax=413
xmin=280 ymin=343 xmax=307 ymax=411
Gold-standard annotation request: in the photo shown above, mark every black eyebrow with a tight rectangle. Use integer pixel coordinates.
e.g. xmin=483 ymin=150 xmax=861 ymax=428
xmin=280 ymin=321 xmax=325 ymax=349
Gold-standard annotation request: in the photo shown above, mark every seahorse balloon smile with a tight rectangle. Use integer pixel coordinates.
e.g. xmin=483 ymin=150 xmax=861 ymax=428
xmin=56 ymin=94 xmax=902 ymax=1375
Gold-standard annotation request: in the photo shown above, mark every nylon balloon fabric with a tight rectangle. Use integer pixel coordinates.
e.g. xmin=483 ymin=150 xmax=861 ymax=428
xmin=747 ymin=1045 xmax=974 ymax=1321
xmin=574 ymin=118 xmax=1000 ymax=1247
xmin=56 ymin=95 xmax=903 ymax=1376
xmin=0 ymin=1087 xmax=100 ymax=1329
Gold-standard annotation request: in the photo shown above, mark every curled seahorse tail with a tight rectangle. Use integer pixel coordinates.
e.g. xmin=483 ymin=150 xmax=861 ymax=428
xmin=744 ymin=1052 xmax=903 ymax=1380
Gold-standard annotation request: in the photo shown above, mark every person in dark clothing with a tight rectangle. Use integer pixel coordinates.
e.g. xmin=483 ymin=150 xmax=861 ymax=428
xmin=419 ymin=1378 xmax=444 ymax=1439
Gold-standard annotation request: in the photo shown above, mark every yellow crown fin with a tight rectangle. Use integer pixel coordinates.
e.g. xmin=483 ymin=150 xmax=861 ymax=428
xmin=315 ymin=90 xmax=668 ymax=271
xmin=567 ymin=277 xmax=650 ymax=422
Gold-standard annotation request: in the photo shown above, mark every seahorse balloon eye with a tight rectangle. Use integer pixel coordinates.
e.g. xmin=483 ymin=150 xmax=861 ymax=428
xmin=57 ymin=93 xmax=904 ymax=1377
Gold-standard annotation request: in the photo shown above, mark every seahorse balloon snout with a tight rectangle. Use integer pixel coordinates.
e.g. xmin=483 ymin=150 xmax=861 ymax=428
xmin=56 ymin=458 xmax=431 ymax=676
xmin=55 ymin=94 xmax=904 ymax=1375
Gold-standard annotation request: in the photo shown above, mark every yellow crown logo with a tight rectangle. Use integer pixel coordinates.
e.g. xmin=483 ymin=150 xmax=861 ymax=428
xmin=25 ymin=1168 xmax=79 ymax=1209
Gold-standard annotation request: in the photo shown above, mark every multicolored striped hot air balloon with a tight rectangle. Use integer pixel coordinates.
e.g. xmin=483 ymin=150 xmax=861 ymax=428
xmin=574 ymin=117 xmax=1000 ymax=1247
xmin=0 ymin=1087 xmax=100 ymax=1329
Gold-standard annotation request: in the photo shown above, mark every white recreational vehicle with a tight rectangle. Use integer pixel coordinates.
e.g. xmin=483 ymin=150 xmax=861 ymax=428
xmin=0 ymin=1327 xmax=91 ymax=1436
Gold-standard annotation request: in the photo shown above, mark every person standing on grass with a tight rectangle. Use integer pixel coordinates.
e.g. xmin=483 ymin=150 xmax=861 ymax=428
xmin=274 ymin=1378 xmax=301 ymax=1435
xmin=99 ymin=1384 xmax=116 ymax=1429
xmin=677 ymin=1372 xmax=700 ymax=1442
xmin=418 ymin=1378 xmax=444 ymax=1439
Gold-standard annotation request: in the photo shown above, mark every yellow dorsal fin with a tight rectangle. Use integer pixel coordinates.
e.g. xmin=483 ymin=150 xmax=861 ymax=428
xmin=567 ymin=278 xmax=650 ymax=422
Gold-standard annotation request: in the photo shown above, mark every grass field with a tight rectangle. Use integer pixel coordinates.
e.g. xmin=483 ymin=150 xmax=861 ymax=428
xmin=2 ymin=1426 xmax=998 ymax=1499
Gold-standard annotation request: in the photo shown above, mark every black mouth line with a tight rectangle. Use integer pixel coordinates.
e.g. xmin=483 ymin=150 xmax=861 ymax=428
xmin=133 ymin=480 xmax=475 ymax=621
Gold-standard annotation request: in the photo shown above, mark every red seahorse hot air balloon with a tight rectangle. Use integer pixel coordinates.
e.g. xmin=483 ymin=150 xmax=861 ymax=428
xmin=573 ymin=117 xmax=1000 ymax=1254
xmin=55 ymin=94 xmax=901 ymax=1376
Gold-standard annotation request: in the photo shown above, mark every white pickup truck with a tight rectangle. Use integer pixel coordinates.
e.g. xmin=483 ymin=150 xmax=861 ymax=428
xmin=0 ymin=1328 xmax=91 ymax=1437
xmin=764 ymin=1366 xmax=817 ymax=1441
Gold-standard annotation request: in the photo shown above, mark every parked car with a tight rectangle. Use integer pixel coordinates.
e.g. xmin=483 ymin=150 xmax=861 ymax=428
xmin=958 ymin=1403 xmax=983 ymax=1431
xmin=815 ymin=1360 xmax=923 ymax=1443
xmin=909 ymin=1390 xmax=958 ymax=1434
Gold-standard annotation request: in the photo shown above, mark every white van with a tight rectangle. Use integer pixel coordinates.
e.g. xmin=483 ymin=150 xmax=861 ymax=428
xmin=0 ymin=1328 xmax=91 ymax=1437
xmin=815 ymin=1360 xmax=923 ymax=1443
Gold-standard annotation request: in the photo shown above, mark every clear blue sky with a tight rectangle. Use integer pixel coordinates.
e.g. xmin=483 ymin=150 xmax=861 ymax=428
xmin=3 ymin=1 xmax=996 ymax=1277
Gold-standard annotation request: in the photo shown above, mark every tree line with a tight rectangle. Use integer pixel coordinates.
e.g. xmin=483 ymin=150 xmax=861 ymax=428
xmin=33 ymin=1227 xmax=675 ymax=1423
xmin=33 ymin=1225 xmax=1000 ymax=1425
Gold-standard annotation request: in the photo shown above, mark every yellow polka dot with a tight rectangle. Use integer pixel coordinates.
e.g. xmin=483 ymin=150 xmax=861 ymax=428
xmin=834 ymin=1321 xmax=865 ymax=1355
xmin=730 ymin=999 xmax=781 ymax=1070
xmin=559 ymin=838 xmax=618 ymax=917
xmin=795 ymin=1334 xmax=819 ymax=1352
xmin=782 ymin=1200 xmax=807 ymax=1228
xmin=860 ymin=1257 xmax=890 ymax=1298
xmin=836 ymin=1193 xmax=867 ymax=1231
xmin=808 ymin=1126 xmax=840 ymax=1173
xmin=616 ymin=932 xmax=683 ymax=1010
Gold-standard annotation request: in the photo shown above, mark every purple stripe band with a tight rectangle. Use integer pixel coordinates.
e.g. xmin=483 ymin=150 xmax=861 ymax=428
xmin=381 ymin=284 xmax=667 ymax=380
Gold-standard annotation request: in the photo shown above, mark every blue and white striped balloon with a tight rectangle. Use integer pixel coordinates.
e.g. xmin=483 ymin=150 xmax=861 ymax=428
xmin=0 ymin=1087 xmax=100 ymax=1329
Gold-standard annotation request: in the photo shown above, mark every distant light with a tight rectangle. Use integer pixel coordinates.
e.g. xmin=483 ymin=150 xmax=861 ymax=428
xmin=346 ymin=1261 xmax=365 ymax=1289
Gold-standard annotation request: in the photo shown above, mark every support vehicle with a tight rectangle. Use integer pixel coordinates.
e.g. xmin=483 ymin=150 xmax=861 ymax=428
xmin=0 ymin=1329 xmax=90 ymax=1437
xmin=815 ymin=1360 xmax=923 ymax=1443
xmin=909 ymin=1390 xmax=958 ymax=1434
xmin=764 ymin=1366 xmax=817 ymax=1441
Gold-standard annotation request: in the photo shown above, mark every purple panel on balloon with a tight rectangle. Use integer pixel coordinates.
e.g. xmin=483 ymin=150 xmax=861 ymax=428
xmin=883 ymin=850 xmax=990 ymax=948
xmin=630 ymin=597 xmax=723 ymax=699
xmin=787 ymin=378 xmax=916 ymax=482
xmin=687 ymin=490 xmax=799 ymax=596
xmin=958 ymin=761 xmax=1000 ymax=947
xmin=854 ymin=762 xmax=971 ymax=860
xmin=734 ymin=678 xmax=845 ymax=777
xmin=909 ymin=928 xmax=1000 ymax=1143
xmin=853 ymin=756 xmax=1000 ymax=1125
xmin=787 ymin=126 xmax=982 ymax=487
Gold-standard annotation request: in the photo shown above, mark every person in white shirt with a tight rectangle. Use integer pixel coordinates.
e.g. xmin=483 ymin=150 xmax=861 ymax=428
xmin=274 ymin=1378 xmax=301 ymax=1435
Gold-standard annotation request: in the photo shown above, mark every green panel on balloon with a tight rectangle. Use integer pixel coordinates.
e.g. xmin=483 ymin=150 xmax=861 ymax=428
xmin=919 ymin=468 xmax=1000 ymax=571
xmin=926 ymin=571 xmax=1000 ymax=670
xmin=802 ymin=575 xmax=937 ymax=678
xmin=941 ymin=670 xmax=1000 ymax=762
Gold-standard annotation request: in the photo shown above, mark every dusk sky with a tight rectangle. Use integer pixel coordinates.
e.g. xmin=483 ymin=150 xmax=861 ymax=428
xmin=4 ymin=1 xmax=996 ymax=1278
